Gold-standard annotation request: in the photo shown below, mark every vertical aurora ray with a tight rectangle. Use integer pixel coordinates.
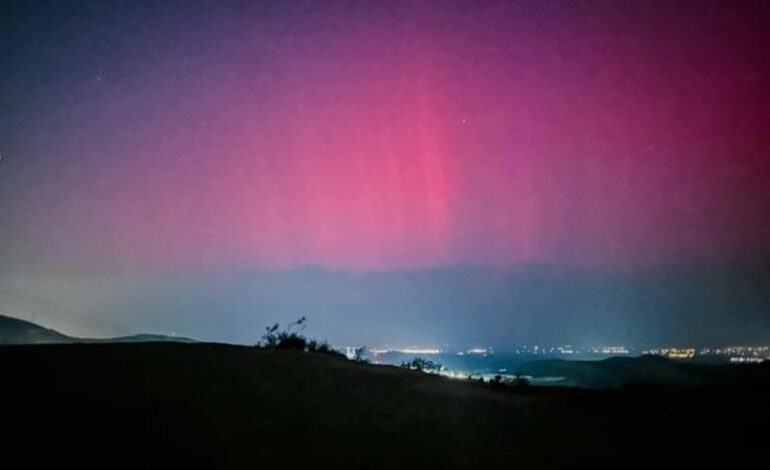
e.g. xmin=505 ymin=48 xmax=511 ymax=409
xmin=0 ymin=0 xmax=767 ymax=273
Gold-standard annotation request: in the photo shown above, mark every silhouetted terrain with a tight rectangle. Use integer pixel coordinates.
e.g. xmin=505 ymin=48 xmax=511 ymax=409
xmin=1 ymin=342 xmax=767 ymax=467
xmin=0 ymin=314 xmax=196 ymax=344
xmin=0 ymin=313 xmax=74 ymax=344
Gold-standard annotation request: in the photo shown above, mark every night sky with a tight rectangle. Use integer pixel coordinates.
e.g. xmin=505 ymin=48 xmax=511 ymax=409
xmin=1 ymin=0 xmax=768 ymax=348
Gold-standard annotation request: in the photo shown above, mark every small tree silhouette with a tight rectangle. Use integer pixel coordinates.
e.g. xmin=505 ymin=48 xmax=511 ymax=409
xmin=258 ymin=317 xmax=343 ymax=357
xmin=512 ymin=372 xmax=531 ymax=387
xmin=262 ymin=323 xmax=281 ymax=347
xmin=260 ymin=318 xmax=307 ymax=350
xmin=352 ymin=346 xmax=367 ymax=362
xmin=400 ymin=357 xmax=443 ymax=373
xmin=287 ymin=316 xmax=307 ymax=332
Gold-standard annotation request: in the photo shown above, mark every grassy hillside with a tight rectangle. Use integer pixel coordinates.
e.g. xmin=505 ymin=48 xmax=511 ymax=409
xmin=0 ymin=343 xmax=767 ymax=467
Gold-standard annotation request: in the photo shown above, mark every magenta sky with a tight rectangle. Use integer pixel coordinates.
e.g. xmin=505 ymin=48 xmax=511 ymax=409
xmin=3 ymin=0 xmax=769 ymax=272
xmin=2 ymin=0 xmax=770 ymax=346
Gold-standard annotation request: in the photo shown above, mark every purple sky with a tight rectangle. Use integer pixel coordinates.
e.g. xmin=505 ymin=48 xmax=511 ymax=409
xmin=1 ymin=1 xmax=768 ymax=345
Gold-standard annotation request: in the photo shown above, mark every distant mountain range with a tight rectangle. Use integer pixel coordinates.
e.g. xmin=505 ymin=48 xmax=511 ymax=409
xmin=0 ymin=314 xmax=197 ymax=345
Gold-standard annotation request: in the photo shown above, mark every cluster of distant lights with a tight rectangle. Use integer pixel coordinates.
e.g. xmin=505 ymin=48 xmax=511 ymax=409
xmin=642 ymin=346 xmax=769 ymax=362
xmin=370 ymin=348 xmax=443 ymax=355
xmin=511 ymin=345 xmax=632 ymax=355
xmin=642 ymin=348 xmax=696 ymax=359
xmin=356 ymin=344 xmax=770 ymax=382
xmin=366 ymin=344 xmax=770 ymax=363
xmin=369 ymin=347 xmax=491 ymax=356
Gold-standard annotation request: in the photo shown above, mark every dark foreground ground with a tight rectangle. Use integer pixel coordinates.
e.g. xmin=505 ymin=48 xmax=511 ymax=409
xmin=1 ymin=343 xmax=767 ymax=468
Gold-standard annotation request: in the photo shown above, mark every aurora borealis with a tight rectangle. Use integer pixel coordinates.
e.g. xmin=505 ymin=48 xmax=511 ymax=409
xmin=1 ymin=0 xmax=768 ymax=346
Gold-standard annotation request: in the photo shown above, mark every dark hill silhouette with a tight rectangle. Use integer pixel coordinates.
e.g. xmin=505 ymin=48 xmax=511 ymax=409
xmin=0 ymin=313 xmax=75 ymax=344
xmin=0 ymin=314 xmax=196 ymax=344
xmin=1 ymin=342 xmax=767 ymax=467
xmin=101 ymin=332 xmax=198 ymax=343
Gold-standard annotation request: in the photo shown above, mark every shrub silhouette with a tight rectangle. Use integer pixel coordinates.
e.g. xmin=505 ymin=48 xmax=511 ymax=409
xmin=275 ymin=332 xmax=307 ymax=350
xmin=261 ymin=316 xmax=307 ymax=349
xmin=351 ymin=346 xmax=367 ymax=362
xmin=307 ymin=339 xmax=335 ymax=354
xmin=259 ymin=317 xmax=344 ymax=357
xmin=512 ymin=372 xmax=531 ymax=387
xmin=486 ymin=372 xmax=531 ymax=389
xmin=262 ymin=323 xmax=281 ymax=347
xmin=400 ymin=357 xmax=443 ymax=373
